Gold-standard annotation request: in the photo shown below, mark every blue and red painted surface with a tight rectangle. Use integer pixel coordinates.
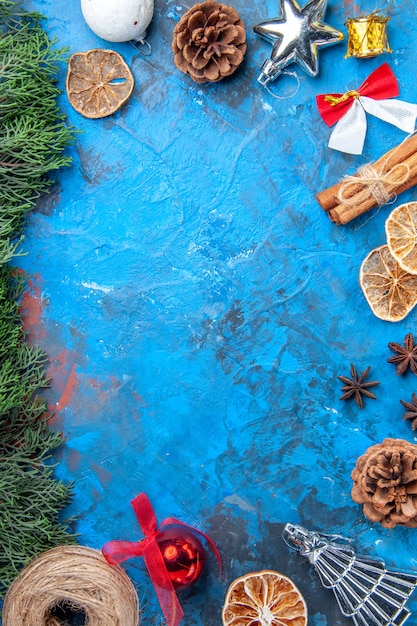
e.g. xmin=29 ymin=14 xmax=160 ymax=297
xmin=17 ymin=0 xmax=417 ymax=623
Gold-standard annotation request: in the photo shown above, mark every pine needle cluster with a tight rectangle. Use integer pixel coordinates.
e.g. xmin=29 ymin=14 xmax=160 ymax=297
xmin=0 ymin=0 xmax=74 ymax=264
xmin=0 ymin=1 xmax=77 ymax=596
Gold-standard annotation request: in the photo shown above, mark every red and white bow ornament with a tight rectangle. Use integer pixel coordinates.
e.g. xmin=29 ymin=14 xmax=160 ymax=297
xmin=316 ymin=64 xmax=417 ymax=154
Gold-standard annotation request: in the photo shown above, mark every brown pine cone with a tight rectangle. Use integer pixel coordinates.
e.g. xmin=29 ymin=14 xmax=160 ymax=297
xmin=351 ymin=438 xmax=417 ymax=528
xmin=172 ymin=0 xmax=246 ymax=83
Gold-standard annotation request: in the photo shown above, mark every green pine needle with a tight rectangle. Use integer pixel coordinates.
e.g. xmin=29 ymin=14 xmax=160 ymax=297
xmin=0 ymin=1 xmax=77 ymax=597
xmin=0 ymin=1 xmax=76 ymax=262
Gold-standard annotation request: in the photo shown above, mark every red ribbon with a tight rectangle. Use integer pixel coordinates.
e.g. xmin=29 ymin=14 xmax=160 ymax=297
xmin=316 ymin=63 xmax=399 ymax=127
xmin=102 ymin=493 xmax=221 ymax=626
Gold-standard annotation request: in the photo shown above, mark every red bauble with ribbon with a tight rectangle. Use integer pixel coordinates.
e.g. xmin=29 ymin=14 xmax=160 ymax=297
xmin=102 ymin=493 xmax=221 ymax=626
xmin=156 ymin=527 xmax=205 ymax=590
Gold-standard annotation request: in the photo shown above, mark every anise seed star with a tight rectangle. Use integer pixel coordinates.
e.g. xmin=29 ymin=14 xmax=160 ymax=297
xmin=400 ymin=393 xmax=417 ymax=430
xmin=388 ymin=333 xmax=417 ymax=376
xmin=337 ymin=364 xmax=380 ymax=410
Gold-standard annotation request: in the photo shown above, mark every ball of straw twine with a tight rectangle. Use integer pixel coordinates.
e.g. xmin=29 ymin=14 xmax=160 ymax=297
xmin=2 ymin=545 xmax=140 ymax=626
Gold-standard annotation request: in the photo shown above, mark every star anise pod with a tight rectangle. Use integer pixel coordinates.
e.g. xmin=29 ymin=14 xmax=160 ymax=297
xmin=337 ymin=364 xmax=380 ymax=409
xmin=388 ymin=333 xmax=417 ymax=376
xmin=400 ymin=393 xmax=417 ymax=430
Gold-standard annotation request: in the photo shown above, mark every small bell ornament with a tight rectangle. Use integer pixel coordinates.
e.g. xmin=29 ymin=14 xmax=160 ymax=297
xmin=283 ymin=523 xmax=417 ymax=626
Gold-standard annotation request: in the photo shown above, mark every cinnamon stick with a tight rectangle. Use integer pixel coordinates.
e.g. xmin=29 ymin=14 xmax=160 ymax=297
xmin=317 ymin=133 xmax=417 ymax=224
xmin=328 ymin=178 xmax=417 ymax=224
xmin=330 ymin=173 xmax=417 ymax=224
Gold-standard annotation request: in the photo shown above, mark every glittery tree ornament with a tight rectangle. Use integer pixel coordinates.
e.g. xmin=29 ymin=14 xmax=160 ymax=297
xmin=351 ymin=438 xmax=417 ymax=528
xmin=172 ymin=0 xmax=246 ymax=83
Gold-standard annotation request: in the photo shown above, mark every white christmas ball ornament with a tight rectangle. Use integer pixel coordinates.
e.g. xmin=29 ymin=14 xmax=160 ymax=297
xmin=81 ymin=0 xmax=154 ymax=43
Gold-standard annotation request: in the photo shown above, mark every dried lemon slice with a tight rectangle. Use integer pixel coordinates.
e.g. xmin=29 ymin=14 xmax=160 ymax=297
xmin=66 ymin=49 xmax=134 ymax=119
xmin=222 ymin=570 xmax=307 ymax=626
xmin=385 ymin=202 xmax=417 ymax=275
xmin=359 ymin=244 xmax=417 ymax=322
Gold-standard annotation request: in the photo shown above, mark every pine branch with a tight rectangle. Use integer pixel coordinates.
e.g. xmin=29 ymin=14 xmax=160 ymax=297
xmin=0 ymin=265 xmax=77 ymax=595
xmin=0 ymin=0 xmax=76 ymax=262
xmin=0 ymin=455 xmax=74 ymax=592
xmin=0 ymin=2 xmax=78 ymax=596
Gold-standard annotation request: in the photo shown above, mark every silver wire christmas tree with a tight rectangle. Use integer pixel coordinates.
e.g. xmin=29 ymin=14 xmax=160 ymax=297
xmin=283 ymin=523 xmax=417 ymax=626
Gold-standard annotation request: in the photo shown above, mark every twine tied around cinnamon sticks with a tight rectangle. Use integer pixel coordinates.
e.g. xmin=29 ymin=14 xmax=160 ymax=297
xmin=317 ymin=132 xmax=417 ymax=224
xmin=338 ymin=162 xmax=410 ymax=207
